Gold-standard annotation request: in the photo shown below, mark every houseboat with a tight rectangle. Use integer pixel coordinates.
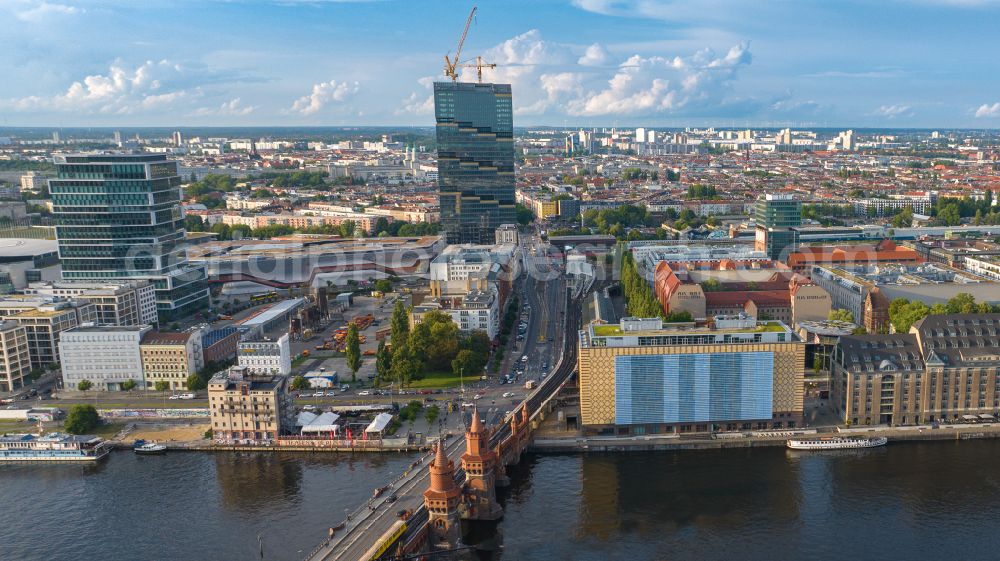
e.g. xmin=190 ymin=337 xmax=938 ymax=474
xmin=0 ymin=433 xmax=111 ymax=462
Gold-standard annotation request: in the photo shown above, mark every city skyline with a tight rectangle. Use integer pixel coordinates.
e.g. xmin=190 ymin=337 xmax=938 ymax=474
xmin=1 ymin=0 xmax=999 ymax=128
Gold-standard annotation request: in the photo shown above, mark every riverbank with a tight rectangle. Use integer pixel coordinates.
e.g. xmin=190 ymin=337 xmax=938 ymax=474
xmin=529 ymin=421 xmax=1000 ymax=452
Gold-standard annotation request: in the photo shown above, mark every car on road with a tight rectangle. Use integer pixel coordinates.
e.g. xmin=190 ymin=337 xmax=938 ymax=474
xmin=461 ymin=402 xmax=474 ymax=408
xmin=385 ymin=494 xmax=398 ymax=504
xmin=521 ymin=355 xmax=528 ymax=362
xmin=325 ymin=391 xmax=337 ymax=397
xmin=358 ymin=390 xmax=371 ymax=396
xmin=502 ymin=392 xmax=515 ymax=398
xmin=168 ymin=394 xmax=180 ymax=400
xmin=311 ymin=391 xmax=325 ymax=397
xmin=473 ymin=394 xmax=482 ymax=400
xmin=177 ymin=393 xmax=196 ymax=399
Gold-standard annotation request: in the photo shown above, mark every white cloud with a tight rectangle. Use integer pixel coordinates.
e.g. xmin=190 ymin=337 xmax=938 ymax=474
xmin=2 ymin=60 xmax=196 ymax=114
xmin=578 ymin=43 xmax=610 ymax=66
xmin=975 ymin=102 xmax=1000 ymax=117
xmin=192 ymin=97 xmax=256 ymax=117
xmin=397 ymin=92 xmax=434 ymax=116
xmin=567 ymin=42 xmax=753 ymax=116
xmin=288 ymin=79 xmax=359 ymax=115
xmin=15 ymin=2 xmax=81 ymax=23
xmin=875 ymin=104 xmax=913 ymax=118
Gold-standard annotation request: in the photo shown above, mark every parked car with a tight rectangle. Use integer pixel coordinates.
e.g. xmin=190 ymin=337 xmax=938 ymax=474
xmin=473 ymin=394 xmax=483 ymax=400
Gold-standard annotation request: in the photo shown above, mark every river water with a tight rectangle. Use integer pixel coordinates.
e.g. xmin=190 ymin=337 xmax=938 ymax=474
xmin=4 ymin=441 xmax=1000 ymax=561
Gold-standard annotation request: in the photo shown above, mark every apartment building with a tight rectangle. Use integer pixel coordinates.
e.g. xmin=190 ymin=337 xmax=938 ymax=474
xmin=59 ymin=325 xmax=151 ymax=390
xmin=208 ymin=365 xmax=293 ymax=444
xmin=412 ymin=287 xmax=501 ymax=340
xmin=0 ymin=297 xmax=98 ymax=368
xmin=833 ymin=314 xmax=1000 ymax=426
xmin=25 ymin=280 xmax=158 ymax=327
xmin=578 ymin=316 xmax=806 ymax=435
xmin=237 ymin=334 xmax=291 ymax=376
xmin=0 ymin=321 xmax=31 ymax=392
xmin=140 ymin=330 xmax=205 ymax=390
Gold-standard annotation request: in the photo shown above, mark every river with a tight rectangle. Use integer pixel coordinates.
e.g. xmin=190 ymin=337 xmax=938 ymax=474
xmin=4 ymin=441 xmax=1000 ymax=560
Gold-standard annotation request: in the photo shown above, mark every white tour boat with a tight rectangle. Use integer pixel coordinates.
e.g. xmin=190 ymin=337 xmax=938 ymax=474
xmin=786 ymin=436 xmax=887 ymax=450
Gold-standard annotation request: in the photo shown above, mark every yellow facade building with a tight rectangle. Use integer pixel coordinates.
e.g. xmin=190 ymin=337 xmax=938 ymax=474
xmin=578 ymin=316 xmax=806 ymax=435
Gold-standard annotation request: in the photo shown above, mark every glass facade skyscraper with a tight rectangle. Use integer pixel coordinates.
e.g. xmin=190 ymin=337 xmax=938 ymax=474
xmin=754 ymin=193 xmax=802 ymax=261
xmin=50 ymin=153 xmax=209 ymax=321
xmin=434 ymin=82 xmax=516 ymax=244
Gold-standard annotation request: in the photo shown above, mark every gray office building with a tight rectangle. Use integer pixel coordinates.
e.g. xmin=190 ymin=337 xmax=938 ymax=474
xmin=434 ymin=82 xmax=516 ymax=244
xmin=50 ymin=153 xmax=209 ymax=321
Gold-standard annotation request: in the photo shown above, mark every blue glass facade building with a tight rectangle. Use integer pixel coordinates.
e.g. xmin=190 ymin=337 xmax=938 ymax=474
xmin=50 ymin=153 xmax=209 ymax=321
xmin=434 ymin=82 xmax=516 ymax=244
xmin=614 ymin=352 xmax=774 ymax=425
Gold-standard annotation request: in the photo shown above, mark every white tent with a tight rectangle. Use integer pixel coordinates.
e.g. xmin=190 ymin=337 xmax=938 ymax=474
xmin=365 ymin=412 xmax=394 ymax=435
xmin=301 ymin=412 xmax=341 ymax=434
xmin=295 ymin=411 xmax=318 ymax=427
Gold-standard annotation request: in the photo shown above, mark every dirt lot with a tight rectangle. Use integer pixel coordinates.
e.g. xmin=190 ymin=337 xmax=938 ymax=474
xmin=126 ymin=422 xmax=210 ymax=443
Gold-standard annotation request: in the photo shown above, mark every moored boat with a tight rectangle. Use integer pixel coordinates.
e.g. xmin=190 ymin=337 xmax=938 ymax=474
xmin=787 ymin=436 xmax=887 ymax=450
xmin=133 ymin=440 xmax=167 ymax=454
xmin=0 ymin=433 xmax=110 ymax=461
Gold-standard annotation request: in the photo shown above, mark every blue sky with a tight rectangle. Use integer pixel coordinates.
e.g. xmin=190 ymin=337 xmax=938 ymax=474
xmin=1 ymin=0 xmax=999 ymax=128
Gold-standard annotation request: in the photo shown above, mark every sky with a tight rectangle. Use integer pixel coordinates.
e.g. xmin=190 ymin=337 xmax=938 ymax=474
xmin=1 ymin=0 xmax=1000 ymax=128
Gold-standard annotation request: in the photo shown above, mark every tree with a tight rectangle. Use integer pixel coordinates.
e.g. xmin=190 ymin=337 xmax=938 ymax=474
xmin=451 ymin=349 xmax=481 ymax=377
xmin=291 ymin=376 xmax=310 ymax=391
xmin=515 ymin=203 xmax=535 ymax=225
xmin=154 ymin=381 xmax=170 ymax=392
xmin=425 ymin=405 xmax=440 ymax=426
xmin=64 ymin=404 xmax=100 ymax=435
xmin=663 ymin=311 xmax=693 ymax=323
xmin=121 ymin=379 xmax=137 ymax=391
xmin=390 ymin=301 xmax=409 ymax=350
xmin=338 ymin=220 xmax=356 ymax=238
xmin=374 ymin=279 xmax=393 ymax=293
xmin=186 ymin=373 xmax=206 ymax=391
xmin=390 ymin=341 xmax=421 ymax=386
xmin=77 ymin=379 xmax=93 ymax=392
xmin=376 ymin=340 xmax=392 ymax=384
xmin=891 ymin=206 xmax=914 ymax=228
xmin=828 ymin=309 xmax=855 ymax=323
xmin=888 ymin=298 xmax=930 ymax=333
xmin=345 ymin=323 xmax=362 ymax=382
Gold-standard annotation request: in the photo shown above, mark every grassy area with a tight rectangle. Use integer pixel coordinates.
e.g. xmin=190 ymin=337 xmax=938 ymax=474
xmin=291 ymin=355 xmax=309 ymax=367
xmin=0 ymin=420 xmax=125 ymax=437
xmin=406 ymin=370 xmax=468 ymax=389
xmin=592 ymin=324 xmax=623 ymax=336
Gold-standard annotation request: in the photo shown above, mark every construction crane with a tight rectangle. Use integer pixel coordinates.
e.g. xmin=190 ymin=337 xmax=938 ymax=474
xmin=443 ymin=7 xmax=496 ymax=83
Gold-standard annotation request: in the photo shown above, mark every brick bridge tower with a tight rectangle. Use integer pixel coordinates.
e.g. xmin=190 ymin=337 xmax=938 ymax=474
xmin=423 ymin=441 xmax=463 ymax=551
xmin=461 ymin=407 xmax=503 ymax=520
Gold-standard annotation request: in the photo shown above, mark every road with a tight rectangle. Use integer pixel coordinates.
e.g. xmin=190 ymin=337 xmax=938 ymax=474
xmin=308 ymin=430 xmax=467 ymax=561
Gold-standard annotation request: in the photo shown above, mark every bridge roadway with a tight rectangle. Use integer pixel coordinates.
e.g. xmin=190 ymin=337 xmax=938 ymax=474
xmin=306 ymin=244 xmax=592 ymax=561
xmin=305 ymin=434 xmax=467 ymax=561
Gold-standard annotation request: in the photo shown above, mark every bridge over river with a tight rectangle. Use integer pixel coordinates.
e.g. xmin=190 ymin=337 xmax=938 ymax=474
xmin=304 ymin=271 xmax=594 ymax=561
